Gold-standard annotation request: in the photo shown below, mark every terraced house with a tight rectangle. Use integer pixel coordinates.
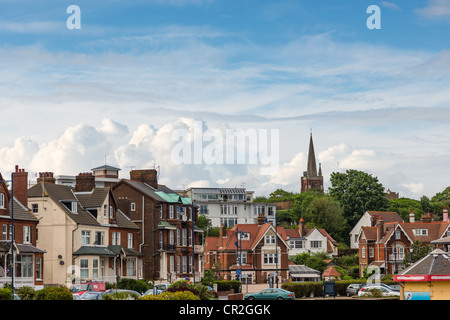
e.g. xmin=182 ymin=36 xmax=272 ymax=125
xmin=0 ymin=166 xmax=45 ymax=290
xmin=112 ymin=169 xmax=204 ymax=282
xmin=27 ymin=171 xmax=142 ymax=286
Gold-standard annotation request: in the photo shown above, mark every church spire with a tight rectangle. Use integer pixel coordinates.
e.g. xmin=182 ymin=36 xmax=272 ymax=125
xmin=307 ymin=132 xmax=318 ymax=177
xmin=301 ymin=131 xmax=324 ymax=193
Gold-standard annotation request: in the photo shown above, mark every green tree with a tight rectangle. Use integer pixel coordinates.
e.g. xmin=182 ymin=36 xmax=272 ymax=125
xmin=403 ymin=240 xmax=432 ymax=267
xmin=329 ymin=169 xmax=388 ymax=228
xmin=303 ymin=195 xmax=348 ymax=244
xmin=387 ymin=198 xmax=423 ymax=221
xmin=432 ymin=186 xmax=450 ymax=202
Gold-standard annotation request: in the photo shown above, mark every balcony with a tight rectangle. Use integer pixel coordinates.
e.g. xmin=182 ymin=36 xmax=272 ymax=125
xmin=389 ymin=254 xmax=405 ymax=261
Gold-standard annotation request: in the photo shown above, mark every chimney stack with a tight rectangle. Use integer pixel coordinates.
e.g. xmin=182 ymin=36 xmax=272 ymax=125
xmin=299 ymin=217 xmax=306 ymax=236
xmin=37 ymin=172 xmax=55 ymax=184
xmin=12 ymin=165 xmax=28 ymax=207
xmin=130 ymin=169 xmax=158 ymax=189
xmin=75 ymin=172 xmax=95 ymax=192
xmin=376 ymin=217 xmax=384 ymax=242
xmin=443 ymin=207 xmax=449 ymax=223
xmin=257 ymin=213 xmax=266 ymax=226
xmin=421 ymin=213 xmax=433 ymax=223
xmin=409 ymin=209 xmax=415 ymax=223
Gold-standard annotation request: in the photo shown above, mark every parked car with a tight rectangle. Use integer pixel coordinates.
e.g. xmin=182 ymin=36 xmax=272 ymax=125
xmin=244 ymin=288 xmax=295 ymax=300
xmin=79 ymin=291 xmax=107 ymax=300
xmin=69 ymin=281 xmax=106 ymax=296
xmin=358 ymin=285 xmax=400 ymax=297
xmin=143 ymin=283 xmax=171 ymax=296
xmin=346 ymin=284 xmax=363 ymax=296
xmin=105 ymin=289 xmax=142 ymax=298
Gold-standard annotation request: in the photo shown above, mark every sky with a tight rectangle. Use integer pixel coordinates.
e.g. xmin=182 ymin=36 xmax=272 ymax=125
xmin=1 ymin=0 xmax=450 ymax=200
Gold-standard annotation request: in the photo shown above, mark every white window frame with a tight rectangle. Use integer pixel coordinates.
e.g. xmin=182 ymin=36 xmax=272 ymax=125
xmin=23 ymin=226 xmax=31 ymax=244
xmin=131 ymin=202 xmax=136 ymax=211
xmin=0 ymin=193 xmax=5 ymax=209
xmin=128 ymin=233 xmax=133 ymax=248
xmin=81 ymin=230 xmax=91 ymax=245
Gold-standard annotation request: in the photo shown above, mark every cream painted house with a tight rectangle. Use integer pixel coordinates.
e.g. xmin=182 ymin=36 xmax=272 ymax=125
xmin=28 ymin=178 xmax=141 ymax=287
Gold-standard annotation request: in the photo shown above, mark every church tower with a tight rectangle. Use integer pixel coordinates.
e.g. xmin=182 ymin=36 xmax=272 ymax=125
xmin=301 ymin=133 xmax=323 ymax=192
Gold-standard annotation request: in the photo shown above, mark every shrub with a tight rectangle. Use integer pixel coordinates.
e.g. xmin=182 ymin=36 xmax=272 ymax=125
xmin=167 ymin=279 xmax=216 ymax=300
xmin=140 ymin=290 xmax=200 ymax=300
xmin=36 ymin=286 xmax=73 ymax=300
xmin=0 ymin=288 xmax=13 ymax=300
xmin=102 ymin=291 xmax=140 ymax=300
xmin=115 ymin=278 xmax=151 ymax=294
xmin=16 ymin=286 xmax=36 ymax=300
xmin=214 ymin=280 xmax=241 ymax=293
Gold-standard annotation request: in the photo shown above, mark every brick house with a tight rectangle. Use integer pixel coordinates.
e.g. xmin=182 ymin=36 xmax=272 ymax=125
xmin=358 ymin=209 xmax=450 ymax=277
xmin=204 ymin=214 xmax=290 ymax=284
xmin=112 ymin=169 xmax=203 ymax=282
xmin=0 ymin=166 xmax=45 ymax=290
xmin=27 ymin=171 xmax=142 ymax=286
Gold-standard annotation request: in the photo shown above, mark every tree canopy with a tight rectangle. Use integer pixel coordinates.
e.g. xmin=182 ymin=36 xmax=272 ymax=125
xmin=328 ymin=169 xmax=388 ymax=228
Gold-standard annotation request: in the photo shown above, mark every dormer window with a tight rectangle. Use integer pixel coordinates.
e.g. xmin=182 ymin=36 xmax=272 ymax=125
xmin=61 ymin=200 xmax=77 ymax=213
xmin=413 ymin=229 xmax=428 ymax=236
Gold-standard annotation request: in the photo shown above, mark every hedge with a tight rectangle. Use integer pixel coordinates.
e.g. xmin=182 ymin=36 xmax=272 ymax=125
xmin=214 ymin=280 xmax=242 ymax=293
xmin=282 ymin=279 xmax=398 ymax=298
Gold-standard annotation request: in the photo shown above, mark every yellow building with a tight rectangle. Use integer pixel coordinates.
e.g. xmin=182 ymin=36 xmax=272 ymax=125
xmin=394 ymin=249 xmax=450 ymax=300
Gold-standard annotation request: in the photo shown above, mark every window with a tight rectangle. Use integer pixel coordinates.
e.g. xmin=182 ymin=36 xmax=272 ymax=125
xmin=182 ymin=229 xmax=187 ymax=246
xmin=395 ymin=230 xmax=401 ymax=240
xmin=80 ymin=259 xmax=89 ymax=279
xmin=126 ymin=259 xmax=136 ymax=276
xmin=310 ymin=241 xmax=322 ymax=248
xmin=131 ymin=202 xmax=136 ymax=211
xmin=16 ymin=255 xmax=33 ymax=278
xmin=177 ymin=228 xmax=180 ymax=245
xmin=32 ymin=204 xmax=38 ymax=213
xmin=238 ymin=252 xmax=247 ymax=264
xmin=177 ymin=256 xmax=181 ymax=273
xmin=36 ymin=257 xmax=43 ymax=280
xmin=103 ymin=205 xmax=107 ymax=218
xmin=263 ymin=253 xmax=276 ymax=264
xmin=182 ymin=256 xmax=187 ymax=273
xmin=265 ymin=235 xmax=275 ymax=244
xmin=92 ymin=259 xmax=99 ymax=279
xmin=111 ymin=232 xmax=116 ymax=245
xmin=81 ymin=230 xmax=91 ymax=245
xmin=289 ymin=239 xmax=304 ymax=249
xmin=23 ymin=226 xmax=31 ymax=244
xmin=170 ymin=230 xmax=174 ymax=245
xmin=109 ymin=205 xmax=113 ymax=218
xmin=139 ymin=260 xmax=143 ymax=279
xmin=369 ymin=247 xmax=374 ymax=258
xmin=2 ymin=224 xmax=8 ymax=240
xmin=94 ymin=231 xmax=104 ymax=245
xmin=0 ymin=193 xmax=5 ymax=209
xmin=128 ymin=233 xmax=133 ymax=248
xmin=170 ymin=206 xmax=174 ymax=219
xmin=116 ymin=232 xmax=121 ymax=245
xmin=199 ymin=204 xmax=208 ymax=214
xmin=413 ymin=229 xmax=428 ymax=236
xmin=170 ymin=256 xmax=175 ymax=273
xmin=160 ymin=206 xmax=163 ymax=219
xmin=71 ymin=202 xmax=77 ymax=213
xmin=361 ymin=247 xmax=366 ymax=259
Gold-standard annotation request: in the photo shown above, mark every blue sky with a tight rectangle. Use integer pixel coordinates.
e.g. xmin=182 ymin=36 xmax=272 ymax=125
xmin=1 ymin=0 xmax=450 ymax=200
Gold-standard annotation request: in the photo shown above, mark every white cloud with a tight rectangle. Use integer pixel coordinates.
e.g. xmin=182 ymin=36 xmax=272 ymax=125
xmin=402 ymin=182 xmax=425 ymax=194
xmin=416 ymin=0 xmax=450 ymax=18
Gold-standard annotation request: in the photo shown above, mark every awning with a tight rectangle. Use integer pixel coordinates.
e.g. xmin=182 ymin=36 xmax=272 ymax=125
xmin=290 ymin=273 xmax=321 ymax=278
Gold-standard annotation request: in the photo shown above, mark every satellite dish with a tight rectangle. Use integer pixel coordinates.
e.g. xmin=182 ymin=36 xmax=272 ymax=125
xmin=182 ymin=214 xmax=187 ymax=222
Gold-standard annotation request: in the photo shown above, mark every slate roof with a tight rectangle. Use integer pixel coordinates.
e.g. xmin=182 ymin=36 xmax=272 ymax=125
xmin=367 ymin=211 xmax=404 ymax=223
xmin=399 ymin=249 xmax=450 ymax=276
xmin=75 ymin=188 xmax=110 ymax=208
xmin=115 ymin=209 xmax=140 ymax=230
xmin=119 ymin=180 xmax=167 ymax=202
xmin=0 ymin=197 xmax=39 ymax=222
xmin=28 ymin=183 xmax=100 ymax=227
xmin=91 ymin=165 xmax=121 ymax=171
